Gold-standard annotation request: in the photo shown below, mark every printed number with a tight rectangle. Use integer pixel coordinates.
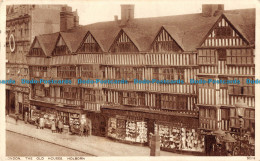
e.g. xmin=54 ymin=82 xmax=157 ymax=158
xmin=246 ymin=156 xmax=255 ymax=160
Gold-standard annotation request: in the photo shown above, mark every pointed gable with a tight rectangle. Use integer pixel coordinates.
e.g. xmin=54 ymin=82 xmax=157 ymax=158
xmin=28 ymin=38 xmax=45 ymax=56
xmin=200 ymin=15 xmax=249 ymax=47
xmin=77 ymin=32 xmax=102 ymax=53
xmin=57 ymin=36 xmax=66 ymax=46
xmin=109 ymin=29 xmax=139 ymax=53
xmin=33 ymin=39 xmax=41 ymax=48
xmin=152 ymin=26 xmax=183 ymax=52
xmin=52 ymin=34 xmax=71 ymax=56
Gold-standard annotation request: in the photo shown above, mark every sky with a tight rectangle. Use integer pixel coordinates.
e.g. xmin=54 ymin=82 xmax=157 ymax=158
xmin=68 ymin=0 xmax=257 ymax=25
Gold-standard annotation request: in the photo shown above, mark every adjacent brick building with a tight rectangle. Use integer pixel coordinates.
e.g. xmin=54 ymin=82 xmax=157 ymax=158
xmin=5 ymin=5 xmax=79 ymax=118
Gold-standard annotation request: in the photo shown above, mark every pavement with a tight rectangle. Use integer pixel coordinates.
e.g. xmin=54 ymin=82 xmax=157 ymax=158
xmin=6 ymin=116 xmax=185 ymax=156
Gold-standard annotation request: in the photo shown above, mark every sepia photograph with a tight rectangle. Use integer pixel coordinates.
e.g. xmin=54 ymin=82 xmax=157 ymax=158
xmin=1 ymin=0 xmax=258 ymax=159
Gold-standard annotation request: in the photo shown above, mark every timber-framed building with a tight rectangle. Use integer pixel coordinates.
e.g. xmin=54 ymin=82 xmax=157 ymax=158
xmin=26 ymin=4 xmax=255 ymax=154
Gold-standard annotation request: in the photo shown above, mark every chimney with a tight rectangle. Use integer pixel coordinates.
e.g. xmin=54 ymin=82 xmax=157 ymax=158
xmin=73 ymin=10 xmax=79 ymax=27
xmin=202 ymin=4 xmax=224 ymax=17
xmin=120 ymin=4 xmax=134 ymax=26
xmin=60 ymin=6 xmax=79 ymax=31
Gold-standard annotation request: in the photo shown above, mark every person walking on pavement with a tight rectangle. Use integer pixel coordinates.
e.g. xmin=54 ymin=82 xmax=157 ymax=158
xmin=85 ymin=124 xmax=90 ymax=137
xmin=56 ymin=118 xmax=59 ymax=133
xmin=51 ymin=120 xmax=56 ymax=133
xmin=39 ymin=116 xmax=45 ymax=129
xmin=24 ymin=112 xmax=28 ymax=124
xmin=58 ymin=119 xmax=64 ymax=133
xmin=15 ymin=113 xmax=19 ymax=125
xmin=80 ymin=123 xmax=84 ymax=137
xmin=35 ymin=117 xmax=39 ymax=129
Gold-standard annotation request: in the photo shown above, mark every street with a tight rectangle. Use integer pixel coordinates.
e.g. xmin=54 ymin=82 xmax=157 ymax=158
xmin=6 ymin=131 xmax=92 ymax=156
xmin=6 ymin=116 xmax=185 ymax=156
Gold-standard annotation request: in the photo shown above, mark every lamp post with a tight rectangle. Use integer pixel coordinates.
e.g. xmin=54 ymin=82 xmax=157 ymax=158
xmin=234 ymin=98 xmax=246 ymax=155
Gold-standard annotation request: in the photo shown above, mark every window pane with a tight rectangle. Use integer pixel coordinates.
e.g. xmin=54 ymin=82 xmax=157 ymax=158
xmin=226 ymin=49 xmax=231 ymax=56
xmin=200 ymin=109 xmax=205 ymax=117
xmin=232 ymin=57 xmax=236 ymax=64
xmin=242 ymin=57 xmax=247 ymax=64
xmin=207 ymin=57 xmax=211 ymax=64
xmin=228 ymin=86 xmax=233 ymax=94
xmin=247 ymin=57 xmax=252 ymax=64
xmin=227 ymin=57 xmax=231 ymax=64
xmin=237 ymin=57 xmax=242 ymax=64
xmin=211 ymin=57 xmax=215 ymax=64
xmin=250 ymin=110 xmax=255 ymax=118
xmin=203 ymin=57 xmax=207 ymax=63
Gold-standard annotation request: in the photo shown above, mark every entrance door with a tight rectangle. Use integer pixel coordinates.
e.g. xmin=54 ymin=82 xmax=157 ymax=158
xmin=9 ymin=91 xmax=15 ymax=114
xmin=100 ymin=115 xmax=106 ymax=137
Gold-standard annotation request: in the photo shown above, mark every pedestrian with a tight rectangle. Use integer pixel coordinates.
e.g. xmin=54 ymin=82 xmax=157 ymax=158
xmin=51 ymin=120 xmax=56 ymax=133
xmin=56 ymin=118 xmax=59 ymax=133
xmin=85 ymin=124 xmax=90 ymax=137
xmin=58 ymin=119 xmax=64 ymax=133
xmin=39 ymin=116 xmax=45 ymax=129
xmin=24 ymin=112 xmax=28 ymax=124
xmin=15 ymin=113 xmax=19 ymax=125
xmin=35 ymin=117 xmax=39 ymax=129
xmin=80 ymin=123 xmax=84 ymax=137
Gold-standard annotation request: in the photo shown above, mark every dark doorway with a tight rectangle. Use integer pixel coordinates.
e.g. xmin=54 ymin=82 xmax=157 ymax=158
xmin=100 ymin=115 xmax=106 ymax=137
xmin=6 ymin=90 xmax=16 ymax=114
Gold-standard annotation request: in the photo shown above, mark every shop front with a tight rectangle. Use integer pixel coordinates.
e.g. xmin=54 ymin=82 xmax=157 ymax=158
xmin=107 ymin=115 xmax=148 ymax=144
xmin=29 ymin=100 xmax=86 ymax=134
xmin=102 ymin=106 xmax=204 ymax=154
xmin=155 ymin=121 xmax=204 ymax=153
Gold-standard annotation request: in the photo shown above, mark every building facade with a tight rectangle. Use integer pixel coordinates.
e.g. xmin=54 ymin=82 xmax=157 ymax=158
xmin=25 ymin=4 xmax=255 ymax=154
xmin=5 ymin=5 xmax=79 ymax=119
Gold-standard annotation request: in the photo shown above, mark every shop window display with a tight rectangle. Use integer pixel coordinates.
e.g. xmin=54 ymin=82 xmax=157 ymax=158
xmin=59 ymin=112 xmax=69 ymax=125
xmin=155 ymin=123 xmax=204 ymax=152
xmin=125 ymin=120 xmax=147 ymax=143
xmin=108 ymin=117 xmax=148 ymax=143
xmin=116 ymin=119 xmax=126 ymax=140
xmin=69 ymin=113 xmax=80 ymax=133
xmin=108 ymin=117 xmax=117 ymax=138
xmin=30 ymin=109 xmax=41 ymax=123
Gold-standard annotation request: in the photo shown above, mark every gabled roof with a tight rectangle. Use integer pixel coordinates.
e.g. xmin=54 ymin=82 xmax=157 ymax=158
xmin=77 ymin=31 xmax=104 ymax=52
xmin=36 ymin=32 xmax=59 ymax=57
xmin=60 ymin=31 xmax=87 ymax=53
xmin=110 ymin=28 xmax=141 ymax=51
xmin=224 ymin=9 xmax=255 ymax=45
xmin=71 ymin=23 xmax=121 ymax=52
xmin=28 ymin=37 xmax=43 ymax=56
xmin=89 ymin=28 xmax=119 ymax=52
xmin=160 ymin=26 xmax=184 ymax=51
xmin=32 ymin=8 xmax=255 ymax=55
